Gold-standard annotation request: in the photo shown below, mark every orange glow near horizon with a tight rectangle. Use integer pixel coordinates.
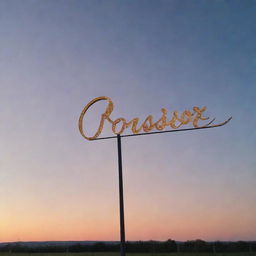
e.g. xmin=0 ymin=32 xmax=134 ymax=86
xmin=1 ymin=189 xmax=256 ymax=242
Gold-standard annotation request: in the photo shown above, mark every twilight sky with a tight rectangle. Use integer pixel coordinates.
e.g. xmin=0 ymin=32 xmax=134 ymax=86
xmin=0 ymin=0 xmax=256 ymax=242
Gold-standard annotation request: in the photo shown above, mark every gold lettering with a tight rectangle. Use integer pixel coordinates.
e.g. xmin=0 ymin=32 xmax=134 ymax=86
xmin=78 ymin=96 xmax=231 ymax=140
xmin=142 ymin=115 xmax=154 ymax=132
xmin=112 ymin=118 xmax=127 ymax=135
xmin=169 ymin=111 xmax=182 ymax=129
xmin=180 ymin=110 xmax=193 ymax=124
xmin=193 ymin=106 xmax=209 ymax=128
xmin=125 ymin=118 xmax=143 ymax=134
xmin=153 ymin=108 xmax=168 ymax=130
xmin=78 ymin=96 xmax=113 ymax=140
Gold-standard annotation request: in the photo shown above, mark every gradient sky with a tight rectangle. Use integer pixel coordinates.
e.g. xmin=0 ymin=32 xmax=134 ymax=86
xmin=0 ymin=0 xmax=256 ymax=242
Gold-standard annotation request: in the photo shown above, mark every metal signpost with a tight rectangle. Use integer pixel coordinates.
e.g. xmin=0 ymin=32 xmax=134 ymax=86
xmin=78 ymin=96 xmax=231 ymax=256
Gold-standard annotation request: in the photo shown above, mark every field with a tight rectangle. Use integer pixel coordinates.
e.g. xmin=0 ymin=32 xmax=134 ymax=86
xmin=0 ymin=253 xmax=255 ymax=256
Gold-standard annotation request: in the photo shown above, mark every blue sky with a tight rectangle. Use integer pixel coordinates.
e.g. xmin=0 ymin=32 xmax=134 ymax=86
xmin=0 ymin=0 xmax=256 ymax=242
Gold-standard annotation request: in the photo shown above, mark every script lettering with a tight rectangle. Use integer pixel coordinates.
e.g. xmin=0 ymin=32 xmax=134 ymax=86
xmin=78 ymin=96 xmax=229 ymax=140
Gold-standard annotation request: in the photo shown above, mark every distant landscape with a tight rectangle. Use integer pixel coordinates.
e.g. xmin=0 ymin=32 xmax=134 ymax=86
xmin=0 ymin=240 xmax=256 ymax=255
xmin=0 ymin=252 xmax=255 ymax=256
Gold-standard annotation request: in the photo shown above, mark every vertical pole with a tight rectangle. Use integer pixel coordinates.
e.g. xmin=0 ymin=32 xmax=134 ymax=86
xmin=117 ymin=134 xmax=126 ymax=256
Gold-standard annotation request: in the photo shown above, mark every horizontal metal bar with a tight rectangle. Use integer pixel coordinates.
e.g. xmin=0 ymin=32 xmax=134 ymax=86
xmin=91 ymin=117 xmax=232 ymax=141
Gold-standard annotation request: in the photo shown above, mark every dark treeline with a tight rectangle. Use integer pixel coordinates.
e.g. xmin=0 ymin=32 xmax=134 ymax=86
xmin=0 ymin=240 xmax=256 ymax=253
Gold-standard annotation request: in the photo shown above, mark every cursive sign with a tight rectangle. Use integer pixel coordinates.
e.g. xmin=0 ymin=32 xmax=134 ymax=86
xmin=79 ymin=96 xmax=231 ymax=140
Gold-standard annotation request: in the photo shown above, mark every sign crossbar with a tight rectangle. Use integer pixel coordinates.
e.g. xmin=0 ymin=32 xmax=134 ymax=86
xmin=92 ymin=117 xmax=232 ymax=141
